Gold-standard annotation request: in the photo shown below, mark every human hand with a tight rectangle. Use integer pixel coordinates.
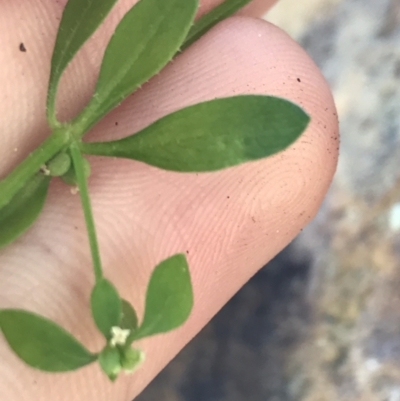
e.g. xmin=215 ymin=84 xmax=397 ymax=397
xmin=0 ymin=0 xmax=338 ymax=399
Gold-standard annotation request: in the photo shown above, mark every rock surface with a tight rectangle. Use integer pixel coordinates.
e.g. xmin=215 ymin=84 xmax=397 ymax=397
xmin=137 ymin=0 xmax=400 ymax=400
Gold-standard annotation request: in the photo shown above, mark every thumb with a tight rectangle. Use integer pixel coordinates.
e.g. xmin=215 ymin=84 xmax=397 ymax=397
xmin=0 ymin=14 xmax=338 ymax=401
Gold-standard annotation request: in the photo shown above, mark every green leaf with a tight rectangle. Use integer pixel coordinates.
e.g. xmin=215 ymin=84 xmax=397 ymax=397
xmin=91 ymin=279 xmax=121 ymax=338
xmin=120 ymin=299 xmax=138 ymax=332
xmin=75 ymin=0 xmax=198 ymax=133
xmin=0 ymin=173 xmax=50 ymax=249
xmin=182 ymin=0 xmax=252 ymax=51
xmin=0 ymin=309 xmax=97 ymax=372
xmin=129 ymin=254 xmax=193 ymax=342
xmin=81 ymin=95 xmax=310 ymax=172
xmin=98 ymin=345 xmax=121 ymax=381
xmin=47 ymin=0 xmax=119 ymax=126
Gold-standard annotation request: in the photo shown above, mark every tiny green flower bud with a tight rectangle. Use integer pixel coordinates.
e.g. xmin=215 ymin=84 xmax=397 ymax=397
xmin=99 ymin=345 xmax=122 ymax=382
xmin=47 ymin=152 xmax=71 ymax=177
xmin=121 ymin=347 xmax=145 ymax=374
xmin=60 ymin=156 xmax=91 ymax=185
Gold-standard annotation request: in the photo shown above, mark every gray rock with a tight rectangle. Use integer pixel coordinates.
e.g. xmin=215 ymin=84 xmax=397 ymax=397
xmin=288 ymin=0 xmax=400 ymax=399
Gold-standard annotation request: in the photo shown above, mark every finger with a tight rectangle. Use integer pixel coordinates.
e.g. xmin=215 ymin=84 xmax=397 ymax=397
xmin=101 ymin=17 xmax=338 ymax=398
xmin=0 ymin=9 xmax=338 ymax=401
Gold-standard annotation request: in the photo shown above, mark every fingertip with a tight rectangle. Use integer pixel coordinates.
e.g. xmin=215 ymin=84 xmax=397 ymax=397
xmin=105 ymin=16 xmax=339 ymax=398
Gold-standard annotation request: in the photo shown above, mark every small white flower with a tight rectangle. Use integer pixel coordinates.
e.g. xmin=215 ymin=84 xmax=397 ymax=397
xmin=110 ymin=326 xmax=131 ymax=347
xmin=40 ymin=164 xmax=51 ymax=176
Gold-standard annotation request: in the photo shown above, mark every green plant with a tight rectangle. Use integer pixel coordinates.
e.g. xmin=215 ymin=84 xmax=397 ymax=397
xmin=0 ymin=0 xmax=310 ymax=381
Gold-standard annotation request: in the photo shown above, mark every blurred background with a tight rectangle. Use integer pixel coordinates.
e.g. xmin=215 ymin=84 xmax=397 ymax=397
xmin=138 ymin=0 xmax=400 ymax=399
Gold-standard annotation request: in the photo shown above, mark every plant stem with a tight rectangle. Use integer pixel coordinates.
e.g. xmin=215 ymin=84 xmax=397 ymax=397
xmin=70 ymin=144 xmax=103 ymax=282
xmin=79 ymin=141 xmax=118 ymax=157
xmin=181 ymin=0 xmax=253 ymax=51
xmin=0 ymin=130 xmax=69 ymax=209
xmin=0 ymin=0 xmax=253 ymax=211
xmin=0 ymin=117 xmax=93 ymax=210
